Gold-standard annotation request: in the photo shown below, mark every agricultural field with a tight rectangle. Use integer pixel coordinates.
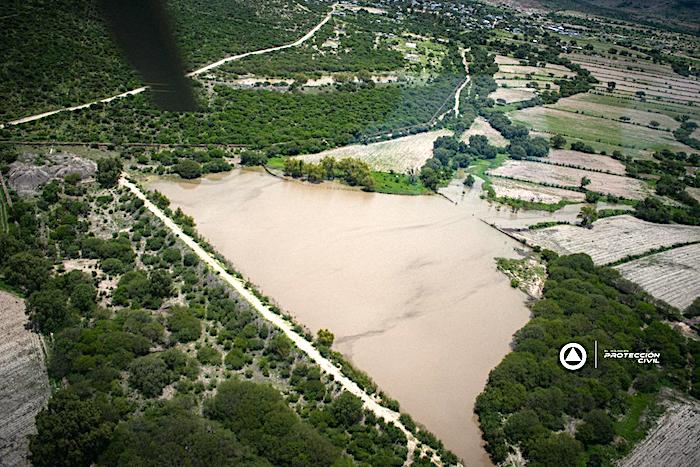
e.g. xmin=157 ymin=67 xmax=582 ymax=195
xmin=547 ymin=149 xmax=627 ymax=174
xmin=0 ymin=291 xmax=50 ymax=467
xmin=510 ymin=215 xmax=700 ymax=265
xmin=489 ymin=160 xmax=650 ymax=200
xmin=296 ymin=129 xmax=452 ymax=173
xmin=461 ymin=117 xmax=508 ymax=147
xmin=490 ymin=87 xmax=537 ymax=104
xmin=615 ymin=243 xmax=700 ymax=311
xmin=548 ymin=94 xmax=682 ymax=132
xmin=490 ymin=55 xmax=569 ymax=103
xmin=619 ymin=397 xmax=700 ymax=467
xmin=491 ymin=177 xmax=586 ymax=204
xmin=509 ymin=106 xmax=695 ymax=157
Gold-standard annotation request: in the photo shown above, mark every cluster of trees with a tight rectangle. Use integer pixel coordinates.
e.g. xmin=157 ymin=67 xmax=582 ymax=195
xmin=673 ymin=120 xmax=700 ymax=151
xmin=483 ymin=111 xmax=550 ymax=158
xmin=476 ymin=253 xmax=698 ymax=466
xmin=419 ymin=135 xmax=498 ymax=190
xmin=218 ymin=13 xmax=405 ymax=78
xmin=283 ymin=156 xmax=374 ymax=190
xmin=149 ymin=147 xmax=232 ymax=179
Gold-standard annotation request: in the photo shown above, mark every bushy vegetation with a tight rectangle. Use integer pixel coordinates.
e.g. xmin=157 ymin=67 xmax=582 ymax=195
xmin=419 ymin=134 xmax=499 ymax=190
xmin=0 ymin=0 xmax=328 ymax=120
xmin=283 ymin=156 xmax=374 ymax=190
xmin=476 ymin=253 xmax=698 ymax=466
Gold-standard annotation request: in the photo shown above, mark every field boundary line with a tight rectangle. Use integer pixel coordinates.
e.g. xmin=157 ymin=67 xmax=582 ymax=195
xmin=119 ymin=176 xmax=451 ymax=467
xmin=0 ymin=4 xmax=339 ymax=129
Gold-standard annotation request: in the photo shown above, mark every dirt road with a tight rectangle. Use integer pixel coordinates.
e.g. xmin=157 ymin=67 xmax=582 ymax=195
xmin=1 ymin=4 xmax=338 ymax=129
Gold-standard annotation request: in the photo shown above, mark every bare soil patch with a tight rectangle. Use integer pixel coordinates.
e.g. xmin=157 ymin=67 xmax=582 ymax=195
xmin=489 ymin=160 xmax=649 ymax=200
xmin=0 ymin=291 xmax=50 ymax=467
xmin=511 ymin=215 xmax=700 ymax=265
xmin=461 ymin=117 xmax=508 ymax=147
xmin=296 ymin=130 xmax=452 ymax=173
xmin=548 ymin=149 xmax=627 ymax=175
xmin=490 ymin=87 xmax=536 ymax=103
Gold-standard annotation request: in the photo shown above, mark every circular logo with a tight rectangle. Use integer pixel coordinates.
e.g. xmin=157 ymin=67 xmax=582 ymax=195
xmin=559 ymin=343 xmax=587 ymax=370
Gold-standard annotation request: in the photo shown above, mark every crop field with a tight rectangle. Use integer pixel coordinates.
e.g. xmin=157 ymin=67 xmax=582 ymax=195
xmin=547 ymin=149 xmax=627 ymax=174
xmin=548 ymin=94 xmax=681 ymax=131
xmin=296 ymin=129 xmax=452 ymax=172
xmin=620 ymin=398 xmax=700 ymax=467
xmin=615 ymin=244 xmax=700 ymax=311
xmin=567 ymin=54 xmax=700 ymax=108
xmin=509 ymin=106 xmax=695 ymax=156
xmin=461 ymin=117 xmax=508 ymax=147
xmin=0 ymin=291 xmax=50 ymax=467
xmin=489 ymin=160 xmax=650 ymax=200
xmin=491 ymin=177 xmax=586 ymax=204
xmin=580 ymin=92 xmax=700 ymax=122
xmin=510 ymin=215 xmax=700 ymax=265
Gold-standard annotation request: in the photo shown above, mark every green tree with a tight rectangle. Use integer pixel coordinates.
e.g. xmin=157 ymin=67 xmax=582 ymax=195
xmin=578 ymin=205 xmax=598 ymax=228
xmin=3 ymin=252 xmax=51 ymax=294
xmin=174 ymin=159 xmax=202 ymax=179
xmin=30 ymin=390 xmax=115 ymax=467
xmin=96 ymin=157 xmax=123 ymax=188
xmin=167 ymin=307 xmax=201 ymax=343
xmin=575 ymin=410 xmax=614 ymax=446
xmin=328 ymin=391 xmax=363 ymax=428
xmin=26 ymin=288 xmax=70 ymax=333
xmin=528 ymin=433 xmax=583 ymax=467
xmin=550 ymin=134 xmax=566 ymax=149
xmin=129 ymin=355 xmax=171 ymax=397
xmin=316 ymin=328 xmax=335 ymax=348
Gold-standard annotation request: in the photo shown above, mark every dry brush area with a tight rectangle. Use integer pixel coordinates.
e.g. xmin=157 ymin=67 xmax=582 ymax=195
xmin=0 ymin=291 xmax=50 ymax=467
xmin=615 ymin=243 xmax=700 ymax=311
xmin=510 ymin=215 xmax=700 ymax=265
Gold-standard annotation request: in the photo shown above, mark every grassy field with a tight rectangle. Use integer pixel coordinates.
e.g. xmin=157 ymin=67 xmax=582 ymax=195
xmin=370 ymin=171 xmax=430 ymax=195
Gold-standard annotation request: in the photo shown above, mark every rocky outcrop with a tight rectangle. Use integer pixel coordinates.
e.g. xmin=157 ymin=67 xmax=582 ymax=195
xmin=7 ymin=153 xmax=97 ymax=194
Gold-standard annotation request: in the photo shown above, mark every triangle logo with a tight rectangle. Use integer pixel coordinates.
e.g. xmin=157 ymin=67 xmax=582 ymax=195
xmin=565 ymin=348 xmax=581 ymax=363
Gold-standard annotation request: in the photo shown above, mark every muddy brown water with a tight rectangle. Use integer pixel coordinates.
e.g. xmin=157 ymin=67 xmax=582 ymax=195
xmin=150 ymin=169 xmax=546 ymax=466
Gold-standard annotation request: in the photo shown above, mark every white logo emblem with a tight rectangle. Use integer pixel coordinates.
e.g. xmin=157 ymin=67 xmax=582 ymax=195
xmin=560 ymin=343 xmax=587 ymax=370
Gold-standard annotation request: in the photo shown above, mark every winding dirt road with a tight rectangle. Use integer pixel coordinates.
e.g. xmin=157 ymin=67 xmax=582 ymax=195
xmin=1 ymin=4 xmax=338 ymax=129
xmin=119 ymin=176 xmax=452 ymax=466
xmin=453 ymin=49 xmax=470 ymax=117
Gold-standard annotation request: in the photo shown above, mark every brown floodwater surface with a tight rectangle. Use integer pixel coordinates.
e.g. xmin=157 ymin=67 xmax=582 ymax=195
xmin=150 ymin=170 xmax=534 ymax=466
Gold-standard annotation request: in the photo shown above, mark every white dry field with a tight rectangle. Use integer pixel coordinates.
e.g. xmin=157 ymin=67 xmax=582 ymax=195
xmin=0 ymin=291 xmax=50 ymax=467
xmin=461 ymin=117 xmax=508 ymax=147
xmin=489 ymin=160 xmax=650 ymax=200
xmin=296 ymin=129 xmax=452 ymax=173
xmin=511 ymin=215 xmax=700 ymax=265
xmin=491 ymin=177 xmax=586 ymax=204
xmin=620 ymin=398 xmax=700 ymax=467
xmin=489 ymin=87 xmax=536 ymax=103
xmin=615 ymin=243 xmax=700 ymax=311
xmin=548 ymin=149 xmax=627 ymax=175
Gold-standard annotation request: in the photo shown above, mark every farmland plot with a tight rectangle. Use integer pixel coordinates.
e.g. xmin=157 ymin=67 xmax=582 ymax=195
xmin=296 ymin=129 xmax=452 ymax=173
xmin=491 ymin=177 xmax=586 ymax=203
xmin=548 ymin=94 xmax=681 ymax=131
xmin=620 ymin=398 xmax=700 ymax=467
xmin=548 ymin=149 xmax=627 ymax=175
xmin=0 ymin=291 xmax=50 ymax=467
xmin=509 ymin=106 xmax=695 ymax=155
xmin=615 ymin=243 xmax=700 ymax=311
xmin=461 ymin=117 xmax=508 ymax=147
xmin=511 ymin=215 xmax=700 ymax=265
xmin=489 ymin=160 xmax=649 ymax=200
xmin=490 ymin=87 xmax=536 ymax=103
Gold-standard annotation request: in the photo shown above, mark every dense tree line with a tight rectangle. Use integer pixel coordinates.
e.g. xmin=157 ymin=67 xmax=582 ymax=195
xmin=419 ymin=134 xmax=498 ymax=190
xmin=3 ymin=75 xmax=463 ymax=156
xmin=283 ymin=156 xmax=374 ymax=190
xmin=476 ymin=253 xmax=698 ymax=466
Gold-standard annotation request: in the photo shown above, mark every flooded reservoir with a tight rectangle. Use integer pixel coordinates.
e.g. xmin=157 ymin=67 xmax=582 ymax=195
xmin=150 ymin=169 xmax=534 ymax=466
